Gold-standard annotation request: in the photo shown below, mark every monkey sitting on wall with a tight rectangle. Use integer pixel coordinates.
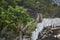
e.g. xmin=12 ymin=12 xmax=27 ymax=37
xmin=36 ymin=13 xmax=43 ymax=23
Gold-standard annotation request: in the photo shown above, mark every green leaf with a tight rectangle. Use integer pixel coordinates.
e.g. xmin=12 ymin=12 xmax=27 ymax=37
xmin=5 ymin=20 xmax=10 ymax=23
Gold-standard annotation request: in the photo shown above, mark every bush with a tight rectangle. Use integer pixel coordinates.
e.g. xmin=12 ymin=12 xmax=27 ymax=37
xmin=0 ymin=6 xmax=32 ymax=40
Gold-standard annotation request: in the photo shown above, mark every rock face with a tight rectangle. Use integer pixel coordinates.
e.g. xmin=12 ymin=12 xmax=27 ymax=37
xmin=37 ymin=26 xmax=60 ymax=40
xmin=31 ymin=18 xmax=60 ymax=40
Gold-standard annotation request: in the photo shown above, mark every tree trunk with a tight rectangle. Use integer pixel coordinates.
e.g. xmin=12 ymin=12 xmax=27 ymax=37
xmin=20 ymin=31 xmax=23 ymax=40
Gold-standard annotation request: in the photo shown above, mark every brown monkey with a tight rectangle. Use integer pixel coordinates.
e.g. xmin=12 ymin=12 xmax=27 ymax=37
xmin=18 ymin=22 xmax=24 ymax=31
xmin=36 ymin=13 xmax=43 ymax=23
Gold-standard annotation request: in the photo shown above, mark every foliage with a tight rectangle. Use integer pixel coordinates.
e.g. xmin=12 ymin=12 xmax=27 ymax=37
xmin=25 ymin=22 xmax=37 ymax=34
xmin=19 ymin=0 xmax=60 ymax=18
xmin=0 ymin=6 xmax=32 ymax=28
xmin=0 ymin=0 xmax=32 ymax=40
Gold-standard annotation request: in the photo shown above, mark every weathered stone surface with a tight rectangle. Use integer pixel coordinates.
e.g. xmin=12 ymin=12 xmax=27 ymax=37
xmin=31 ymin=18 xmax=60 ymax=40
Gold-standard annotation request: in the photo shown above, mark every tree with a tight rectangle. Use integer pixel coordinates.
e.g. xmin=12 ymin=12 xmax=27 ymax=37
xmin=0 ymin=0 xmax=32 ymax=40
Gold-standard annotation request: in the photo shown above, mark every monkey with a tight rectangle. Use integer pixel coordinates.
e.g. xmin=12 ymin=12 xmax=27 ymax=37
xmin=36 ymin=13 xmax=43 ymax=23
xmin=18 ymin=22 xmax=24 ymax=31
